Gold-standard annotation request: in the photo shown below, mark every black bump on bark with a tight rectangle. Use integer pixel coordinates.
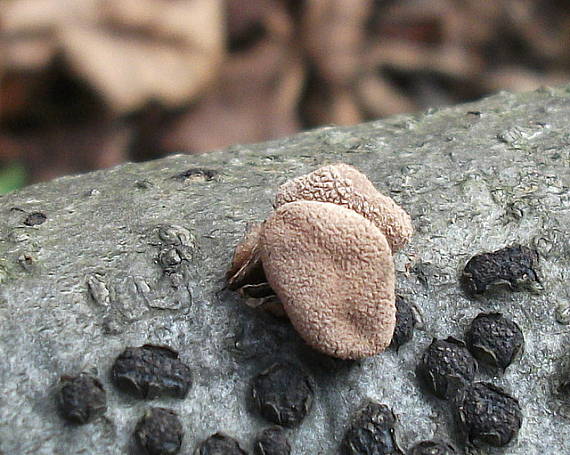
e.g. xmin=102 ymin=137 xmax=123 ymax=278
xmin=195 ymin=432 xmax=247 ymax=455
xmin=461 ymin=245 xmax=540 ymax=295
xmin=341 ymin=400 xmax=403 ymax=455
xmin=408 ymin=439 xmax=456 ymax=455
xmin=418 ymin=337 xmax=477 ymax=400
xmin=453 ymin=382 xmax=523 ymax=447
xmin=111 ymin=345 xmax=192 ymax=399
xmin=134 ymin=407 xmax=183 ymax=455
xmin=465 ymin=312 xmax=524 ymax=370
xmin=254 ymin=426 xmax=291 ymax=455
xmin=390 ymin=296 xmax=417 ymax=350
xmin=24 ymin=212 xmax=47 ymax=226
xmin=57 ymin=373 xmax=107 ymax=424
xmin=251 ymin=362 xmax=313 ymax=428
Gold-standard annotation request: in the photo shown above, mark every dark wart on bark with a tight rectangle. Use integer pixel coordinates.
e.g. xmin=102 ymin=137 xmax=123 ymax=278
xmin=341 ymin=400 xmax=403 ymax=455
xmin=251 ymin=362 xmax=313 ymax=428
xmin=134 ymin=407 xmax=184 ymax=455
xmin=254 ymin=426 xmax=291 ymax=455
xmin=389 ymin=296 xmax=417 ymax=350
xmin=111 ymin=345 xmax=192 ymax=399
xmin=465 ymin=312 xmax=524 ymax=370
xmin=408 ymin=440 xmax=456 ymax=455
xmin=418 ymin=337 xmax=477 ymax=400
xmin=461 ymin=245 xmax=540 ymax=295
xmin=23 ymin=211 xmax=47 ymax=226
xmin=57 ymin=373 xmax=107 ymax=424
xmin=194 ymin=432 xmax=247 ymax=455
xmin=454 ymin=382 xmax=522 ymax=447
xmin=173 ymin=168 xmax=218 ymax=181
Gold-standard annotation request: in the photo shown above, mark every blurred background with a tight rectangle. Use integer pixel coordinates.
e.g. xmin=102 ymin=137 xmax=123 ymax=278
xmin=1 ymin=0 xmax=570 ymax=193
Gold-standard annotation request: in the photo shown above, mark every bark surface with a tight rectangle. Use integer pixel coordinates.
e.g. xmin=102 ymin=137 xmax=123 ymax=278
xmin=1 ymin=86 xmax=570 ymax=454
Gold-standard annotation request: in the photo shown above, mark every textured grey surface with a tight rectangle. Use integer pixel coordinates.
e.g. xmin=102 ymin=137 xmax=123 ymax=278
xmin=1 ymin=85 xmax=570 ymax=454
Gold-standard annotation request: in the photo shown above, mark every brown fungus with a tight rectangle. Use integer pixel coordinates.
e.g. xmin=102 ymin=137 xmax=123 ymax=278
xmin=228 ymin=164 xmax=412 ymax=359
xmin=261 ymin=201 xmax=396 ymax=359
xmin=274 ymin=163 xmax=412 ymax=253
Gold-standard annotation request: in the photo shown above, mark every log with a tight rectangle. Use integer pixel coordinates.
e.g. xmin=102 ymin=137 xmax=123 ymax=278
xmin=1 ymin=85 xmax=570 ymax=454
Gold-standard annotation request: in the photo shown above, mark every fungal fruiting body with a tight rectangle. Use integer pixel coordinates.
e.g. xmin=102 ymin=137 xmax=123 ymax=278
xmin=262 ymin=201 xmax=396 ymax=359
xmin=274 ymin=163 xmax=412 ymax=253
xmin=228 ymin=163 xmax=413 ymax=359
xmin=341 ymin=400 xmax=403 ymax=455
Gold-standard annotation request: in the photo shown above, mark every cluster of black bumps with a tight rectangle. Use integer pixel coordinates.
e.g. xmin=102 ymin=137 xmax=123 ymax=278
xmin=57 ymin=345 xmax=191 ymax=455
xmin=57 ymin=346 xmax=296 ymax=454
xmin=56 ymin=244 xmax=535 ymax=453
xmin=418 ymin=313 xmax=524 ymax=448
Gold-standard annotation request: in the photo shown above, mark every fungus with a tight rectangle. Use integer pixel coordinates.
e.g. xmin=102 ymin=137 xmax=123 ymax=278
xmin=465 ymin=312 xmax=524 ymax=371
xmin=261 ymin=201 xmax=396 ymax=359
xmin=453 ymin=382 xmax=522 ymax=447
xmin=418 ymin=337 xmax=478 ymax=400
xmin=461 ymin=245 xmax=540 ymax=295
xmin=134 ymin=407 xmax=184 ymax=455
xmin=408 ymin=440 xmax=456 ymax=455
xmin=274 ymin=163 xmax=412 ymax=253
xmin=389 ymin=295 xmax=417 ymax=350
xmin=57 ymin=373 xmax=107 ymax=424
xmin=227 ymin=163 xmax=412 ymax=359
xmin=195 ymin=432 xmax=247 ymax=455
xmin=341 ymin=400 xmax=403 ymax=455
xmin=254 ymin=427 xmax=291 ymax=455
xmin=251 ymin=362 xmax=314 ymax=427
xmin=111 ymin=345 xmax=192 ymax=399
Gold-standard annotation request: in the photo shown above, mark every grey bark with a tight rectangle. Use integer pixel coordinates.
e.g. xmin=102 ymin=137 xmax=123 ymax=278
xmin=1 ymin=85 xmax=570 ymax=454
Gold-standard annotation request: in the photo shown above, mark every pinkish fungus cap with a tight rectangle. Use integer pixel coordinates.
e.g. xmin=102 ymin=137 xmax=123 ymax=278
xmin=274 ymin=163 xmax=412 ymax=253
xmin=260 ymin=200 xmax=396 ymax=359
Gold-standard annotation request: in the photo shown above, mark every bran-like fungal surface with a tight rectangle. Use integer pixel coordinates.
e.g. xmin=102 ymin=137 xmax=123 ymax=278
xmin=260 ymin=200 xmax=396 ymax=359
xmin=274 ymin=163 xmax=412 ymax=253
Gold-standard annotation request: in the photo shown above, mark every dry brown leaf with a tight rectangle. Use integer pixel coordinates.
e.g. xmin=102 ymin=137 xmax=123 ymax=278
xmin=302 ymin=0 xmax=372 ymax=86
xmin=1 ymin=0 xmax=224 ymax=113
xmin=159 ymin=39 xmax=303 ymax=153
xmin=356 ymin=74 xmax=418 ymax=118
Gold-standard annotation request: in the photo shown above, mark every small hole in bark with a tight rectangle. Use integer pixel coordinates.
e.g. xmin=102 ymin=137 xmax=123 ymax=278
xmin=172 ymin=168 xmax=218 ymax=182
xmin=24 ymin=212 xmax=47 ymax=226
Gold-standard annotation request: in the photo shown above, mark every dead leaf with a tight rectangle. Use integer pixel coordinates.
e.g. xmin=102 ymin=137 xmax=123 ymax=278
xmin=1 ymin=0 xmax=224 ymax=113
